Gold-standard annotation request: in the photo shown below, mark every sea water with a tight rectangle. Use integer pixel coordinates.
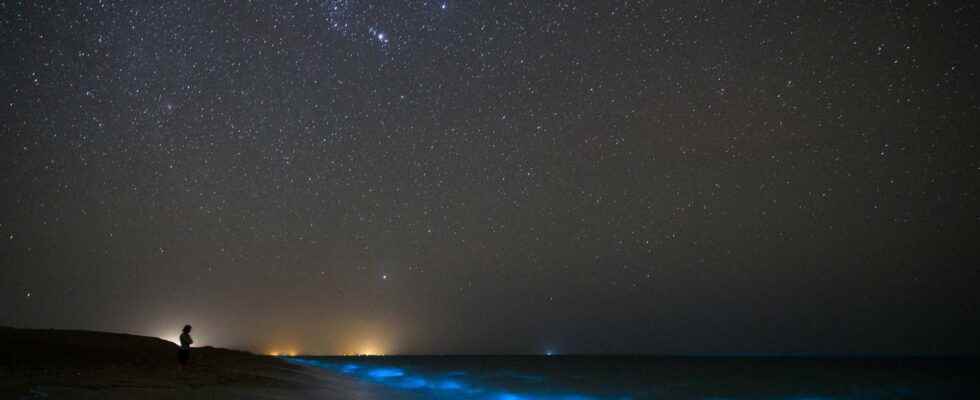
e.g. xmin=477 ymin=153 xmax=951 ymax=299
xmin=285 ymin=355 xmax=978 ymax=399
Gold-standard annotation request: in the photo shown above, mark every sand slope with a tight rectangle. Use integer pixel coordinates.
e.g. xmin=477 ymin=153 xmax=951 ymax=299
xmin=0 ymin=327 xmax=352 ymax=399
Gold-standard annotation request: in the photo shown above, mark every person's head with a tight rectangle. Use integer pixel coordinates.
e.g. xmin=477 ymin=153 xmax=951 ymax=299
xmin=183 ymin=325 xmax=192 ymax=333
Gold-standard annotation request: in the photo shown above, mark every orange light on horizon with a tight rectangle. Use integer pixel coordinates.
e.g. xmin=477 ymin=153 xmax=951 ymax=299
xmin=267 ymin=348 xmax=299 ymax=357
xmin=356 ymin=343 xmax=385 ymax=356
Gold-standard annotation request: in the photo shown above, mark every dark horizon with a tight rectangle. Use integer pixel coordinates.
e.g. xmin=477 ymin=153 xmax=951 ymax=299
xmin=2 ymin=1 xmax=978 ymax=356
xmin=11 ymin=325 xmax=980 ymax=358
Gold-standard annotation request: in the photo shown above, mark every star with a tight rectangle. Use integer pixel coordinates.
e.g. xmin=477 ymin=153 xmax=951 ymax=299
xmin=368 ymin=27 xmax=389 ymax=45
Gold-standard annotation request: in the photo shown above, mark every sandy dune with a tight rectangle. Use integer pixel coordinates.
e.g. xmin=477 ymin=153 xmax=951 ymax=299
xmin=0 ymin=327 xmax=358 ymax=399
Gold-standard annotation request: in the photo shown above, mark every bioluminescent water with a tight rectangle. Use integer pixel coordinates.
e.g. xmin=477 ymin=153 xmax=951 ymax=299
xmin=288 ymin=356 xmax=619 ymax=400
xmin=285 ymin=355 xmax=979 ymax=399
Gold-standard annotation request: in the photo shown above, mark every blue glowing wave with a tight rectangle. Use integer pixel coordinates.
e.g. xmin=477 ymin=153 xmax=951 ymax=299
xmin=285 ymin=357 xmax=921 ymax=400
xmin=286 ymin=357 xmax=629 ymax=400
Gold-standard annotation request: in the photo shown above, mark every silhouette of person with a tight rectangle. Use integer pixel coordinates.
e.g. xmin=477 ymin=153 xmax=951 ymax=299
xmin=177 ymin=325 xmax=193 ymax=370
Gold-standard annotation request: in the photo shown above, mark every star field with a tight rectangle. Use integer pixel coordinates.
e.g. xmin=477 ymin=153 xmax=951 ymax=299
xmin=1 ymin=1 xmax=978 ymax=355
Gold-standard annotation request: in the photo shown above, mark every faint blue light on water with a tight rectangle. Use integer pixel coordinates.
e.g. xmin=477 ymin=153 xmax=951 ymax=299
xmin=502 ymin=371 xmax=544 ymax=382
xmin=434 ymin=379 xmax=463 ymax=390
xmin=396 ymin=377 xmax=428 ymax=389
xmin=340 ymin=363 xmax=360 ymax=373
xmin=367 ymin=367 xmax=405 ymax=378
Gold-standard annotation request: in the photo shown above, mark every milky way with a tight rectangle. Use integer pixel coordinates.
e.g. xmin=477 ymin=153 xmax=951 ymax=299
xmin=1 ymin=1 xmax=978 ymax=355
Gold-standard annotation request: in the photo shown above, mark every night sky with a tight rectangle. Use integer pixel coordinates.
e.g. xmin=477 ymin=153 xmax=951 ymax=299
xmin=2 ymin=1 xmax=978 ymax=356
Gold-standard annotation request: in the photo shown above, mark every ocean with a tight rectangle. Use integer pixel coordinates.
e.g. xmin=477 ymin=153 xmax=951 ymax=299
xmin=285 ymin=355 xmax=978 ymax=399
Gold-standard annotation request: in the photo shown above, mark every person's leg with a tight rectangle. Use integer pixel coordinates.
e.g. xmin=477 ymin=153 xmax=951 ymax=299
xmin=177 ymin=349 xmax=187 ymax=374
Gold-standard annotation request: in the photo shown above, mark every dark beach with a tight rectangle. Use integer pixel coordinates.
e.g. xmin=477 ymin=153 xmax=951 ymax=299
xmin=0 ymin=327 xmax=364 ymax=399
